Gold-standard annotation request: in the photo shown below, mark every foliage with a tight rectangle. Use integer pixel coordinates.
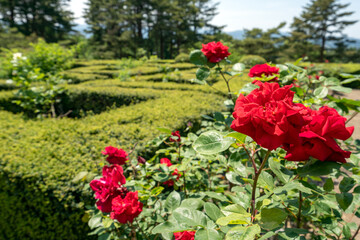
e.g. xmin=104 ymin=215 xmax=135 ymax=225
xmin=175 ymin=53 xmax=190 ymax=63
xmin=290 ymin=0 xmax=357 ymax=62
xmin=84 ymin=0 xmax=222 ymax=59
xmin=239 ymin=55 xmax=267 ymax=68
xmin=1 ymin=40 xmax=74 ymax=117
xmin=0 ymin=0 xmax=74 ymax=42
xmin=85 ymin=48 xmax=360 ymax=240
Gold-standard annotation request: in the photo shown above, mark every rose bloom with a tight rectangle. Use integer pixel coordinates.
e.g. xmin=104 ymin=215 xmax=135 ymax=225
xmin=174 ymin=231 xmax=196 ymax=240
xmin=231 ymin=81 xmax=307 ymax=150
xmin=137 ymin=156 xmax=146 ymax=164
xmin=248 ymin=64 xmax=279 ymax=80
xmin=160 ymin=158 xmax=172 ymax=167
xmin=284 ymin=106 xmax=354 ymax=163
xmin=170 ymin=131 xmax=181 ymax=142
xmin=163 ymin=169 xmax=181 ymax=187
xmin=110 ymin=191 xmax=143 ymax=224
xmin=90 ymin=165 xmax=127 ymax=212
xmin=201 ymin=41 xmax=230 ymax=63
xmin=102 ymin=146 xmax=128 ymax=165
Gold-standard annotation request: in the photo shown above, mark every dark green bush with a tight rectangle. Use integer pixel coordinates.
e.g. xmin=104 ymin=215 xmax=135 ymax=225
xmin=174 ymin=53 xmax=190 ymax=63
xmin=240 ymin=55 xmax=267 ymax=68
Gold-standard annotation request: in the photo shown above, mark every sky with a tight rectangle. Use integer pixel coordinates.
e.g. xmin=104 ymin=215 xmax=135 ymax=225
xmin=69 ymin=0 xmax=360 ymax=38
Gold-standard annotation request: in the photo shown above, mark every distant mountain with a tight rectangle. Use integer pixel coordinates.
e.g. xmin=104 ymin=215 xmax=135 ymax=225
xmin=226 ymin=30 xmax=360 ymax=49
xmin=73 ymin=24 xmax=91 ymax=38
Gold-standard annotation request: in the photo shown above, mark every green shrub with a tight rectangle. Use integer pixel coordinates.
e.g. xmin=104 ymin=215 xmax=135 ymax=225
xmin=240 ymin=55 xmax=266 ymax=68
xmin=174 ymin=53 xmax=190 ymax=62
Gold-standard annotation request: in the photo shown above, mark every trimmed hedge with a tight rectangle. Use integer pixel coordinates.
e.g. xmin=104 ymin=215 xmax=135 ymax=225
xmin=0 ymin=80 xmax=225 ymax=239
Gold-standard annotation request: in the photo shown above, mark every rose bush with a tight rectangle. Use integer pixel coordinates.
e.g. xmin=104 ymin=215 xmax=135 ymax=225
xmin=86 ymin=42 xmax=360 ymax=239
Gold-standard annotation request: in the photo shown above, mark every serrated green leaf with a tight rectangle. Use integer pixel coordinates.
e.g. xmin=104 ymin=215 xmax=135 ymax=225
xmin=336 ymin=193 xmax=353 ymax=211
xmin=313 ymin=87 xmax=328 ymax=98
xmin=260 ymin=208 xmax=287 ymax=230
xmin=225 ymin=224 xmax=261 ymax=240
xmin=193 ymin=131 xmax=235 ymax=155
xmin=173 ymin=208 xmax=207 ymax=227
xmin=165 ymin=191 xmax=181 ymax=212
xmin=196 ymin=67 xmax=210 ymax=81
xmin=323 ymin=178 xmax=334 ymax=192
xmin=195 ymin=228 xmax=222 ymax=240
xmin=180 ymin=199 xmax=204 ymax=210
xmin=190 ymin=50 xmax=207 ymax=66
xmin=204 ymin=202 xmax=224 ymax=221
xmin=216 ymin=213 xmax=250 ymax=226
xmin=150 ymin=186 xmax=164 ymax=196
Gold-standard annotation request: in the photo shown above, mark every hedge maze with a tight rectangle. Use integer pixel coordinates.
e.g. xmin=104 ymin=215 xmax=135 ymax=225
xmin=0 ymin=59 xmax=248 ymax=239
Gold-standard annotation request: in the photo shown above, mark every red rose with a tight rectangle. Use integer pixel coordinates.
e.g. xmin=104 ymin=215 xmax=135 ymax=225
xmin=110 ymin=191 xmax=143 ymax=224
xmin=284 ymin=106 xmax=354 ymax=163
xmin=248 ymin=64 xmax=279 ymax=81
xmin=160 ymin=158 xmax=172 ymax=167
xmin=102 ymin=146 xmax=128 ymax=165
xmin=137 ymin=156 xmax=146 ymax=164
xmin=170 ymin=131 xmax=181 ymax=142
xmin=315 ymin=75 xmax=320 ymax=80
xmin=163 ymin=169 xmax=182 ymax=187
xmin=90 ymin=164 xmax=127 ymax=212
xmin=174 ymin=231 xmax=196 ymax=240
xmin=201 ymin=41 xmax=231 ymax=63
xmin=231 ymin=81 xmax=306 ymax=150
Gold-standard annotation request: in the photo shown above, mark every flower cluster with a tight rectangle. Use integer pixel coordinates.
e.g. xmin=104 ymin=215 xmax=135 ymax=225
xmin=160 ymin=158 xmax=181 ymax=187
xmin=102 ymin=146 xmax=128 ymax=165
xmin=231 ymin=82 xmax=353 ymax=162
xmin=90 ymin=146 xmax=143 ymax=223
xmin=248 ymin=63 xmax=279 ymax=82
xmin=201 ymin=41 xmax=231 ymax=63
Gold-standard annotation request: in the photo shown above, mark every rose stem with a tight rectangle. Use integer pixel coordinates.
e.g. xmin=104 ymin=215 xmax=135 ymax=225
xmin=251 ymin=149 xmax=271 ymax=222
xmin=351 ymin=225 xmax=360 ymax=240
xmin=297 ymin=190 xmax=303 ymax=228
xmin=217 ymin=63 xmax=237 ymax=104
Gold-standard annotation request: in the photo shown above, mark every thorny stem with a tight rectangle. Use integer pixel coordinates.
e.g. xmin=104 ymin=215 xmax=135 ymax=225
xmin=242 ymin=144 xmax=257 ymax=173
xmin=297 ymin=190 xmax=303 ymax=228
xmin=351 ymin=225 xmax=360 ymax=240
xmin=251 ymin=150 xmax=271 ymax=222
xmin=346 ymin=112 xmax=358 ymax=124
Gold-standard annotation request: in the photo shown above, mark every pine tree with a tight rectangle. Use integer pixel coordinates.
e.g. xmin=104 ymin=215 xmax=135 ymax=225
xmin=291 ymin=0 xmax=357 ymax=62
xmin=0 ymin=0 xmax=74 ymax=42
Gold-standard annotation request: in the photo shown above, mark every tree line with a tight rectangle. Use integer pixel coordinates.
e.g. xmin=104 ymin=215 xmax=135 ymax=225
xmin=0 ymin=0 xmax=358 ymax=62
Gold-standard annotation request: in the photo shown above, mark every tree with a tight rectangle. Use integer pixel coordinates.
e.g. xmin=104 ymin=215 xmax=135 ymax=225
xmin=0 ymin=0 xmax=74 ymax=42
xmin=84 ymin=0 xmax=221 ymax=59
xmin=291 ymin=0 xmax=357 ymax=62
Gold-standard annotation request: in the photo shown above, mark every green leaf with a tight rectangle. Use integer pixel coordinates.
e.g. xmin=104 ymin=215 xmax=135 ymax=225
xmin=323 ymin=178 xmax=334 ymax=192
xmin=196 ymin=67 xmax=210 ymax=81
xmin=339 ymin=177 xmax=356 ymax=193
xmin=268 ymin=158 xmax=290 ymax=183
xmin=204 ymin=203 xmax=224 ymax=221
xmin=225 ymin=224 xmax=261 ymax=240
xmin=259 ymin=208 xmax=287 ymax=230
xmin=232 ymin=63 xmax=245 ymax=72
xmin=329 ymin=85 xmax=352 ymax=93
xmin=258 ymin=231 xmax=276 ymax=240
xmin=98 ymin=232 xmax=111 ymax=240
xmin=189 ymin=50 xmax=207 ymax=66
xmin=204 ymin=191 xmax=229 ymax=202
xmin=222 ymin=204 xmax=249 ymax=216
xmin=152 ymin=221 xmax=185 ymax=234
xmin=336 ymin=193 xmax=353 ymax=211
xmin=165 ymin=191 xmax=181 ymax=212
xmin=88 ymin=212 xmax=102 ymax=229
xmin=216 ymin=213 xmax=250 ymax=226
xmin=313 ymin=87 xmax=328 ymax=98
xmin=173 ymin=208 xmax=207 ymax=227
xmin=72 ymin=171 xmax=88 ymax=182
xmin=343 ymin=224 xmax=351 ymax=239
xmin=225 ymin=132 xmax=247 ymax=144
xmin=193 ymin=131 xmax=235 ymax=155
xmin=195 ymin=229 xmax=222 ymax=240
xmin=341 ymin=78 xmax=360 ymax=85
xmin=180 ymin=199 xmax=204 ymax=210
xmin=297 ymin=161 xmax=341 ymax=177
xmin=150 ymin=186 xmax=164 ymax=196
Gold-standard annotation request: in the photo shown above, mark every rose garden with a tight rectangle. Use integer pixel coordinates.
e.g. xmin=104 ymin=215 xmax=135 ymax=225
xmin=1 ymin=0 xmax=360 ymax=239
